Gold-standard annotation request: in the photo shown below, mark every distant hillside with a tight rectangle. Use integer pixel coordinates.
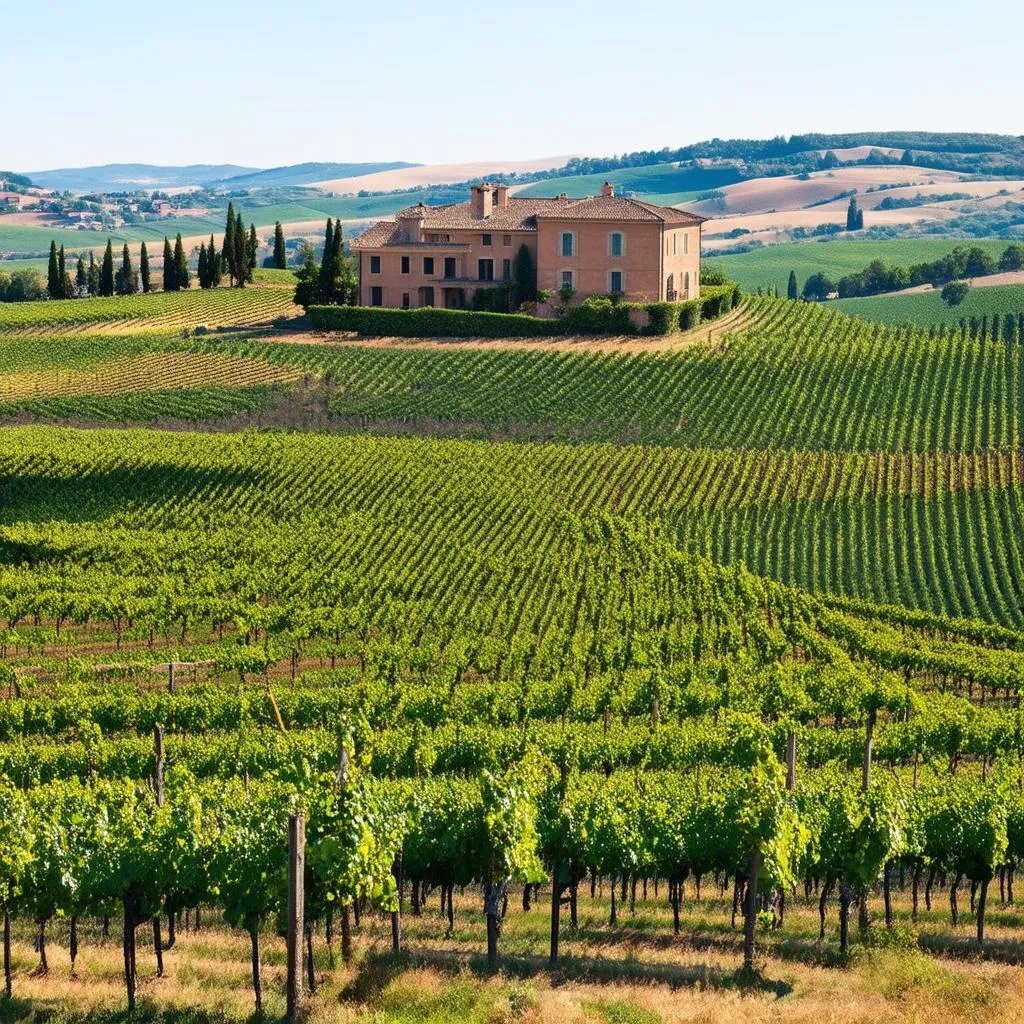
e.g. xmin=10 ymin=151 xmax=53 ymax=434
xmin=0 ymin=171 xmax=32 ymax=189
xmin=216 ymin=162 xmax=419 ymax=189
xmin=27 ymin=164 xmax=259 ymax=192
xmin=515 ymin=162 xmax=741 ymax=203
xmin=25 ymin=161 xmax=421 ymax=194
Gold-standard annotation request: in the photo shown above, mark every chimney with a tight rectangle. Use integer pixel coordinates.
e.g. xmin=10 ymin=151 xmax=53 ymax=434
xmin=601 ymin=181 xmax=614 ymax=198
xmin=471 ymin=184 xmax=493 ymax=219
xmin=398 ymin=203 xmax=426 ymax=242
xmin=495 ymin=185 xmax=509 ymax=208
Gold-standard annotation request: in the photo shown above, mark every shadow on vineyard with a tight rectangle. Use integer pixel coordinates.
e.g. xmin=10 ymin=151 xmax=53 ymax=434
xmin=0 ymin=1010 xmax=236 ymax=1024
xmin=0 ymin=463 xmax=261 ymax=529
xmin=344 ymin=949 xmax=794 ymax=998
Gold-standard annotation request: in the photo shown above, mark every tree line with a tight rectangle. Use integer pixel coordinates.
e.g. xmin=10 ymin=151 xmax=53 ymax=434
xmin=293 ymin=218 xmax=357 ymax=307
xmin=786 ymin=243 xmax=1024 ymax=303
xmin=9 ymin=205 xmax=276 ymax=303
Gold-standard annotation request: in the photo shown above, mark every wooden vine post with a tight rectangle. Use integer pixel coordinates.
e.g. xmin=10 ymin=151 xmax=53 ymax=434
xmin=391 ymin=853 xmax=402 ymax=954
xmin=153 ymin=725 xmax=165 ymax=977
xmin=742 ymin=843 xmax=760 ymax=972
xmin=286 ymin=813 xmax=305 ymax=1022
xmin=337 ymin=739 xmax=353 ymax=963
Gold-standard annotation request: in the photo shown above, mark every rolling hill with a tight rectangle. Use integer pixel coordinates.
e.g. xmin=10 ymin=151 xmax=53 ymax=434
xmin=26 ymin=163 xmax=258 ymax=192
xmin=24 ymin=161 xmax=421 ymax=193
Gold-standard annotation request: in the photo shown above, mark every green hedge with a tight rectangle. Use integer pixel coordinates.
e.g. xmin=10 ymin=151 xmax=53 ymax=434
xmin=699 ymin=283 xmax=740 ymax=322
xmin=561 ymin=296 xmax=635 ymax=335
xmin=643 ymin=303 xmax=678 ymax=335
xmin=309 ymin=305 xmax=560 ymax=338
xmin=311 ymin=280 xmax=741 ymax=340
xmin=678 ymin=301 xmax=701 ymax=331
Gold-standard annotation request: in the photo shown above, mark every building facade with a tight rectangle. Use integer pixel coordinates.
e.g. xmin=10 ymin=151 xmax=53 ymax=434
xmin=351 ymin=182 xmax=704 ymax=311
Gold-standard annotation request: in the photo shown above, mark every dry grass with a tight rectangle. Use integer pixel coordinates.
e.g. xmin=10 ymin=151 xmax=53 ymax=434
xmin=309 ymin=156 xmax=575 ymax=195
xmin=691 ymin=166 xmax=968 ymax=219
xmin=695 ymin=168 xmax=1024 ymax=251
xmin=4 ymin=887 xmax=1021 ymax=1024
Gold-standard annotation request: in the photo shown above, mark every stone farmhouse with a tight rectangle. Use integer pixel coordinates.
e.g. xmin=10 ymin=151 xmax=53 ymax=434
xmin=352 ymin=182 xmax=705 ymax=311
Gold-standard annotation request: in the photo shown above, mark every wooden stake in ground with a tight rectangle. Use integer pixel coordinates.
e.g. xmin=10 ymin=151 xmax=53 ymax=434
xmin=286 ymin=813 xmax=306 ymax=1022
xmin=3 ymin=909 xmax=11 ymax=998
xmin=743 ymin=844 xmax=760 ymax=972
xmin=549 ymin=863 xmax=563 ymax=964
xmin=153 ymin=725 xmax=166 ymax=975
xmin=336 ymin=737 xmax=354 ymax=963
xmin=391 ymin=853 xmax=402 ymax=954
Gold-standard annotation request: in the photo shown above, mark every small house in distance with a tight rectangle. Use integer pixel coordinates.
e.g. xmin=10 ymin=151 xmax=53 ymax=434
xmin=352 ymin=182 xmax=704 ymax=311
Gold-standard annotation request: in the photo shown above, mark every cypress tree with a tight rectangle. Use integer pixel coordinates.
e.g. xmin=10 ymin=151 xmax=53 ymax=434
xmin=273 ymin=221 xmax=286 ymax=269
xmin=197 ymin=243 xmax=209 ymax=289
xmin=174 ymin=234 xmax=190 ymax=289
xmin=512 ymin=243 xmax=535 ymax=305
xmin=332 ymin=221 xmax=348 ymax=302
xmin=233 ymin=211 xmax=247 ymax=286
xmin=140 ymin=242 xmax=151 ymax=293
xmin=163 ymin=237 xmax=176 ymax=291
xmin=331 ymin=221 xmax=343 ymax=271
xmin=57 ymin=246 xmax=69 ymax=299
xmin=87 ymin=251 xmax=100 ymax=295
xmin=318 ymin=219 xmax=335 ymax=299
xmin=223 ymin=202 xmax=236 ymax=284
xmin=100 ymin=239 xmax=115 ymax=297
xmin=116 ymin=243 xmax=137 ymax=295
xmin=856 ymin=208 xmax=864 ymax=230
xmin=76 ymin=256 xmax=86 ymax=293
xmin=846 ymin=196 xmax=860 ymax=231
xmin=787 ymin=270 xmax=798 ymax=300
xmin=47 ymin=241 xmax=61 ymax=299
xmin=247 ymin=224 xmax=258 ymax=271
xmin=208 ymin=234 xmax=222 ymax=287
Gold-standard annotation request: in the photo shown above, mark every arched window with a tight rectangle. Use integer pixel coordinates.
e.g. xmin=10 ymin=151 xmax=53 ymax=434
xmin=684 ymin=271 xmax=690 ymax=299
xmin=666 ymin=273 xmax=675 ymax=300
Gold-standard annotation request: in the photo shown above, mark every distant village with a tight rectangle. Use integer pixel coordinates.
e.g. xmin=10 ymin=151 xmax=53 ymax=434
xmin=0 ymin=179 xmax=196 ymax=232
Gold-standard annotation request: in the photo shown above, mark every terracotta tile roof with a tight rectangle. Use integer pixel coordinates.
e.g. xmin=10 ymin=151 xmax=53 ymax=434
xmin=534 ymin=195 xmax=705 ymax=224
xmin=352 ymin=193 xmax=705 ymax=248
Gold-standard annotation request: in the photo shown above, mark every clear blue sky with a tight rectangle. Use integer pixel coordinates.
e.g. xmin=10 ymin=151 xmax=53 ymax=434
xmin=6 ymin=0 xmax=1020 ymax=172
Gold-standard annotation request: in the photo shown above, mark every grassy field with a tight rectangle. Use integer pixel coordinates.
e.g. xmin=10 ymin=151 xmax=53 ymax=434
xmin=515 ymin=162 xmax=742 ymax=200
xmin=4 ymin=888 xmax=1020 ymax=1024
xmin=836 ymin=282 xmax=1024 ymax=325
xmin=712 ymin=237 xmax=1011 ymax=293
xmin=0 ymin=217 xmax=225 ymax=256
